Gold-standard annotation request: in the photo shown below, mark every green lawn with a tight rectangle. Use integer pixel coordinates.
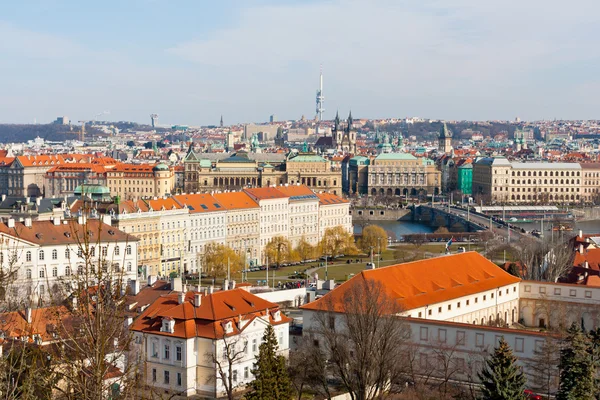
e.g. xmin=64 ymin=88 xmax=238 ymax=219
xmin=189 ymin=243 xmax=488 ymax=286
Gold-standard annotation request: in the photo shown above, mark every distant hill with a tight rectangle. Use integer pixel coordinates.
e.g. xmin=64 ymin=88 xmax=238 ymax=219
xmin=377 ymin=121 xmax=517 ymax=140
xmin=0 ymin=124 xmax=90 ymax=143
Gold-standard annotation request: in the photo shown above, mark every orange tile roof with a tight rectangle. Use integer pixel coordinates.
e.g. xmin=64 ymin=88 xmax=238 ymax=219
xmin=212 ymin=192 xmax=259 ymax=210
xmin=317 ymin=192 xmax=349 ymax=205
xmin=301 ymin=252 xmax=520 ymax=312
xmin=0 ymin=156 xmax=14 ymax=167
xmin=0 ymin=219 xmax=137 ymax=246
xmin=110 ymin=163 xmax=157 ymax=173
xmin=172 ymin=193 xmax=224 ymax=213
xmin=46 ymin=163 xmax=108 ymax=174
xmin=145 ymin=197 xmax=184 ymax=212
xmin=0 ymin=305 xmax=75 ymax=343
xmin=244 ymin=187 xmax=287 ymax=200
xmin=275 ymin=184 xmax=316 ymax=198
xmin=130 ymin=289 xmax=291 ymax=339
xmin=16 ymin=155 xmax=65 ymax=167
xmin=574 ymin=249 xmax=600 ymax=270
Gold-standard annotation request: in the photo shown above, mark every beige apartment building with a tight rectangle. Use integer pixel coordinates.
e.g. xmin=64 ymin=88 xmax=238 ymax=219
xmin=581 ymin=163 xmax=600 ymax=204
xmin=106 ymin=163 xmax=175 ymax=200
xmin=473 ymin=157 xmax=583 ymax=204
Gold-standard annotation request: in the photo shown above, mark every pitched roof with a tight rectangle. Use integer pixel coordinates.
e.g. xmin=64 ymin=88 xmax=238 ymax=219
xmin=317 ymin=192 xmax=349 ymax=205
xmin=16 ymin=155 xmax=65 ymax=167
xmin=145 ymin=197 xmax=184 ymax=212
xmin=212 ymin=192 xmax=259 ymax=210
xmin=301 ymin=252 xmax=520 ymax=312
xmin=0 ymin=305 xmax=76 ymax=343
xmin=0 ymin=219 xmax=138 ymax=246
xmin=244 ymin=187 xmax=287 ymax=201
xmin=275 ymin=185 xmax=318 ymax=201
xmin=130 ymin=289 xmax=291 ymax=339
xmin=172 ymin=193 xmax=224 ymax=213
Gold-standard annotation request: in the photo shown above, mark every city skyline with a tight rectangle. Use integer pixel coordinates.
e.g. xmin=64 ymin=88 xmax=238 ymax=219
xmin=2 ymin=0 xmax=600 ymax=125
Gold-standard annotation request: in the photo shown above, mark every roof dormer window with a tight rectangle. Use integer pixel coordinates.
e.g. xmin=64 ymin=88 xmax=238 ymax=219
xmin=160 ymin=317 xmax=175 ymax=334
xmin=223 ymin=321 xmax=233 ymax=334
xmin=273 ymin=310 xmax=281 ymax=322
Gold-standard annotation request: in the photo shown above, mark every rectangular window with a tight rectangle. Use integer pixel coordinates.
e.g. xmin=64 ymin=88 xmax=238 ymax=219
xmin=279 ymin=331 xmax=284 ymax=346
xmin=466 ymin=299 xmax=470 ymax=306
xmin=539 ymin=286 xmax=546 ymax=294
xmin=152 ymin=368 xmax=157 ymax=382
xmin=570 ymin=289 xmax=577 ymax=297
xmin=176 ymin=345 xmax=182 ymax=361
xmin=177 ymin=372 xmax=182 ymax=386
xmin=232 ymin=370 xmax=238 ymax=382
xmin=457 ymin=302 xmax=461 ymax=308
xmin=491 ymin=292 xmax=494 ymax=299
xmin=524 ymin=285 xmax=531 ymax=293
xmin=152 ymin=342 xmax=158 ymax=358
xmin=476 ymin=333 xmax=484 ymax=348
xmin=438 ymin=329 xmax=447 ymax=343
xmin=244 ymin=366 xmax=249 ymax=379
xmin=585 ymin=290 xmax=592 ymax=298
xmin=438 ymin=306 xmax=442 ymax=313
xmin=428 ymin=309 xmax=432 ymax=316
xmin=534 ymin=340 xmax=544 ymax=354
xmin=164 ymin=370 xmax=170 ymax=384
xmin=515 ymin=338 xmax=524 ymax=353
xmin=164 ymin=344 xmax=170 ymax=360
xmin=475 ymin=297 xmax=478 ymax=303
xmin=456 ymin=331 xmax=466 ymax=346
xmin=420 ymin=327 xmax=429 ymax=341
xmin=447 ymin=304 xmax=451 ymax=311
xmin=418 ymin=312 xmax=422 ymax=318
xmin=252 ymin=338 xmax=257 ymax=352
xmin=483 ymin=295 xmax=486 ymax=301
xmin=554 ymin=288 xmax=561 ymax=295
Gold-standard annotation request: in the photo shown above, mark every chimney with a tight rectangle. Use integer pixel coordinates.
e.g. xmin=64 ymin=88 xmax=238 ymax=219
xmin=125 ymin=316 xmax=133 ymax=327
xmin=194 ymin=293 xmax=201 ymax=307
xmin=580 ymin=244 xmax=584 ymax=254
xmin=1 ymin=194 xmax=5 ymax=202
xmin=24 ymin=217 xmax=32 ymax=228
xmin=579 ymin=229 xmax=583 ymax=239
xmin=585 ymin=261 xmax=589 ymax=269
xmin=130 ymin=279 xmax=140 ymax=296
xmin=230 ymin=280 xmax=236 ymax=290
xmin=209 ymin=285 xmax=214 ymax=294
xmin=170 ymin=277 xmax=182 ymax=292
xmin=36 ymin=197 xmax=41 ymax=207
xmin=147 ymin=275 xmax=157 ymax=286
xmin=223 ymin=279 xmax=229 ymax=291
xmin=25 ymin=307 xmax=32 ymax=324
xmin=7 ymin=218 xmax=14 ymax=228
xmin=178 ymin=292 xmax=185 ymax=305
xmin=53 ymin=217 xmax=61 ymax=226
xmin=72 ymin=296 xmax=78 ymax=310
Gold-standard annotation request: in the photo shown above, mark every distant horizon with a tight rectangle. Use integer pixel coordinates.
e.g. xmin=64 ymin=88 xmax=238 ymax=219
xmin=2 ymin=1 xmax=600 ymax=124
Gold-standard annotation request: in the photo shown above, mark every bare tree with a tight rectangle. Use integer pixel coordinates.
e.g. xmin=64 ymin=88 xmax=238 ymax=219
xmin=206 ymin=334 xmax=248 ymax=400
xmin=310 ymin=279 xmax=411 ymax=400
xmin=527 ymin=336 xmax=560 ymax=398
xmin=519 ymin=236 xmax=575 ymax=282
xmin=288 ymin=337 xmax=332 ymax=400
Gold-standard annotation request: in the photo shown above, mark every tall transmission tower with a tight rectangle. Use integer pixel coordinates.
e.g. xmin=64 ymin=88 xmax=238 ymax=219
xmin=315 ymin=66 xmax=324 ymax=121
xmin=150 ymin=114 xmax=158 ymax=128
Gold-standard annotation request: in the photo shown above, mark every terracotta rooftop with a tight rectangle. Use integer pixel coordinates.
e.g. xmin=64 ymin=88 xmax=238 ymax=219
xmin=0 ymin=305 xmax=76 ymax=343
xmin=172 ymin=193 xmax=225 ymax=213
xmin=212 ymin=191 xmax=259 ymax=210
xmin=243 ymin=187 xmax=287 ymax=201
xmin=317 ymin=192 xmax=349 ymax=205
xmin=301 ymin=252 xmax=521 ymax=312
xmin=275 ymin=185 xmax=318 ymax=200
xmin=16 ymin=155 xmax=65 ymax=167
xmin=130 ymin=289 xmax=291 ymax=339
xmin=145 ymin=197 xmax=184 ymax=212
xmin=0 ymin=219 xmax=137 ymax=246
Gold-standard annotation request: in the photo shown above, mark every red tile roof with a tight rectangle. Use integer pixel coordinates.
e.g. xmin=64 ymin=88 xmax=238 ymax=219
xmin=172 ymin=193 xmax=224 ymax=213
xmin=212 ymin=192 xmax=259 ymax=210
xmin=275 ymin=185 xmax=316 ymax=198
xmin=244 ymin=187 xmax=287 ymax=200
xmin=0 ymin=219 xmax=137 ymax=246
xmin=130 ymin=289 xmax=290 ymax=339
xmin=301 ymin=252 xmax=520 ymax=312
xmin=317 ymin=192 xmax=349 ymax=205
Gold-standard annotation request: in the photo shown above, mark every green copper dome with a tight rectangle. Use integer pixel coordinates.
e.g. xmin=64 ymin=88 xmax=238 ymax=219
xmin=153 ymin=163 xmax=169 ymax=171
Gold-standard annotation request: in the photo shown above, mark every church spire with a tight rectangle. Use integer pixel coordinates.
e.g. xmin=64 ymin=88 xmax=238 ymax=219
xmin=347 ymin=110 xmax=353 ymax=131
xmin=220 ymin=115 xmax=224 ymax=128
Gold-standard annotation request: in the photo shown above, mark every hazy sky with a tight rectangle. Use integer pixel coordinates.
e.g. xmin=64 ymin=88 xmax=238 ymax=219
xmin=1 ymin=0 xmax=599 ymax=125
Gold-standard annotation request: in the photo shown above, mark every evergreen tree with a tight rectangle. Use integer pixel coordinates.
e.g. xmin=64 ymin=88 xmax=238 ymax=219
xmin=557 ymin=323 xmax=595 ymax=400
xmin=478 ymin=337 xmax=527 ymax=400
xmin=246 ymin=325 xmax=292 ymax=400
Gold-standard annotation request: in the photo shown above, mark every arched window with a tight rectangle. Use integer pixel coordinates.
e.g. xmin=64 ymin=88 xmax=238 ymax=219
xmin=126 ymin=245 xmax=132 ymax=255
xmin=26 ymin=269 xmax=32 ymax=279
xmin=127 ymin=262 xmax=132 ymax=272
xmin=39 ymin=269 xmax=45 ymax=278
xmin=65 ymin=249 xmax=70 ymax=259
xmin=65 ymin=265 xmax=71 ymax=276
xmin=39 ymin=250 xmax=44 ymax=261
xmin=52 ymin=266 xmax=57 ymax=277
xmin=78 ymin=265 xmax=84 ymax=275
xmin=114 ymin=246 xmax=120 ymax=256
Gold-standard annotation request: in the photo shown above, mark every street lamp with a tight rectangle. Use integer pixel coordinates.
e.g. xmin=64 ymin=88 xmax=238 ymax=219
xmin=377 ymin=237 xmax=381 ymax=269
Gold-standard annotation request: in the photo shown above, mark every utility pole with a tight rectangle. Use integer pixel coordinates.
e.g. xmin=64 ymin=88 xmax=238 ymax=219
xmin=325 ymin=255 xmax=328 ymax=280
xmin=227 ymin=257 xmax=230 ymax=282
xmin=266 ymin=256 xmax=269 ymax=287
xmin=377 ymin=238 xmax=381 ymax=269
